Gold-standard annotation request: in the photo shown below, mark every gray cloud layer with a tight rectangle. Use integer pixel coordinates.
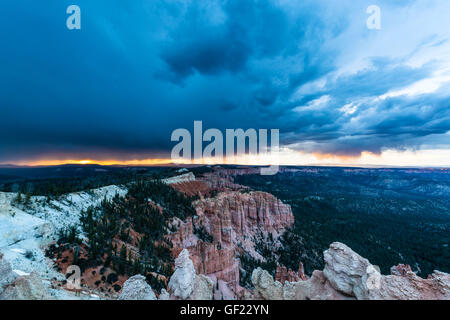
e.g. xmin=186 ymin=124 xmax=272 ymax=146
xmin=0 ymin=0 xmax=449 ymax=162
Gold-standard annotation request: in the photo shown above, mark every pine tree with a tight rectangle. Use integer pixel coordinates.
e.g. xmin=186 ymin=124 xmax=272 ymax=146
xmin=118 ymin=245 xmax=127 ymax=274
xmin=25 ymin=192 xmax=31 ymax=205
xmin=15 ymin=192 xmax=22 ymax=204
xmin=73 ymin=245 xmax=80 ymax=265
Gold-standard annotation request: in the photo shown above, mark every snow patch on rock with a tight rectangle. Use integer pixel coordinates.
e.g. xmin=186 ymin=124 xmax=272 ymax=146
xmin=0 ymin=185 xmax=128 ymax=298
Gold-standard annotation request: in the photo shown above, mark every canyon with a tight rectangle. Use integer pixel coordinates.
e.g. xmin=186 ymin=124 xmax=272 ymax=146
xmin=0 ymin=166 xmax=449 ymax=300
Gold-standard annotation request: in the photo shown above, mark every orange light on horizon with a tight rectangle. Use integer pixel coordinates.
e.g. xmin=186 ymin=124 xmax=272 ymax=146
xmin=6 ymin=158 xmax=185 ymax=167
xmin=3 ymin=148 xmax=450 ymax=167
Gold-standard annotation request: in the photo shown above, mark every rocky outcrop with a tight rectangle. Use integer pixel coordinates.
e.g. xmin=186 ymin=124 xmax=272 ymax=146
xmin=322 ymin=242 xmax=375 ymax=298
xmin=251 ymin=242 xmax=450 ymax=300
xmin=390 ymin=264 xmax=413 ymax=276
xmin=166 ymin=249 xmax=214 ymax=300
xmin=251 ymin=268 xmax=284 ymax=300
xmin=0 ymin=252 xmax=15 ymax=293
xmin=199 ymin=168 xmax=255 ymax=191
xmin=1 ymin=252 xmax=51 ymax=300
xmin=171 ymin=181 xmax=212 ymax=198
xmin=118 ymin=275 xmax=156 ymax=300
xmin=192 ymin=243 xmax=239 ymax=289
xmin=166 ymin=169 xmax=450 ymax=301
xmin=163 ymin=173 xmax=196 ymax=185
xmin=323 ymin=242 xmax=450 ymax=300
xmin=288 ymin=270 xmax=353 ymax=300
xmin=118 ymin=263 xmax=213 ymax=301
xmin=168 ymin=249 xmax=197 ymax=300
xmin=0 ymin=272 xmax=50 ymax=300
xmin=195 ymin=191 xmax=294 ymax=244
xmin=251 ymin=267 xmax=350 ymax=300
xmin=159 ymin=288 xmax=170 ymax=300
xmin=169 ymin=189 xmax=294 ymax=297
xmin=275 ymin=263 xmax=307 ymax=284
xmin=190 ymin=274 xmax=214 ymax=300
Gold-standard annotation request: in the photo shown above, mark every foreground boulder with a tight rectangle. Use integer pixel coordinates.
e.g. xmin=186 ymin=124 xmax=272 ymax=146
xmin=190 ymin=274 xmax=214 ymax=300
xmin=0 ymin=272 xmax=50 ymax=300
xmin=0 ymin=252 xmax=15 ymax=293
xmin=251 ymin=267 xmax=351 ymax=300
xmin=158 ymin=288 xmax=170 ymax=300
xmin=323 ymin=242 xmax=450 ymax=300
xmin=1 ymin=254 xmax=50 ymax=300
xmin=323 ymin=242 xmax=376 ymax=298
xmin=251 ymin=242 xmax=450 ymax=300
xmin=118 ymin=275 xmax=156 ymax=300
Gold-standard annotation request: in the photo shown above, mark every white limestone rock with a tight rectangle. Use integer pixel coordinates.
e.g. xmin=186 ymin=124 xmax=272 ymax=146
xmin=251 ymin=268 xmax=283 ymax=300
xmin=323 ymin=242 xmax=450 ymax=300
xmin=168 ymin=249 xmax=196 ymax=300
xmin=159 ymin=288 xmax=170 ymax=300
xmin=323 ymin=242 xmax=375 ymax=298
xmin=251 ymin=267 xmax=350 ymax=300
xmin=190 ymin=274 xmax=214 ymax=300
xmin=0 ymin=272 xmax=50 ymax=300
xmin=0 ymin=252 xmax=16 ymax=293
xmin=118 ymin=275 xmax=156 ymax=300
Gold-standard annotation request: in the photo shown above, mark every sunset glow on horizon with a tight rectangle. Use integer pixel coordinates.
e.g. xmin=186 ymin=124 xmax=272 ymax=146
xmin=5 ymin=148 xmax=450 ymax=168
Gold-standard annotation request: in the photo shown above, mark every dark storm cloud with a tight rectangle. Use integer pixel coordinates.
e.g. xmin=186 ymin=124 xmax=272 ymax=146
xmin=160 ymin=0 xmax=289 ymax=81
xmin=0 ymin=0 xmax=449 ymax=162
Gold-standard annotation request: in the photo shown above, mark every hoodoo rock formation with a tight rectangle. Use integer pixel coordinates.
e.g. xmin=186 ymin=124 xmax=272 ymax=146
xmin=168 ymin=249 xmax=197 ymax=300
xmin=168 ymin=174 xmax=295 ymax=298
xmin=195 ymin=191 xmax=294 ymax=241
xmin=164 ymin=249 xmax=214 ymax=300
xmin=275 ymin=263 xmax=308 ymax=284
xmin=118 ymin=250 xmax=214 ymax=300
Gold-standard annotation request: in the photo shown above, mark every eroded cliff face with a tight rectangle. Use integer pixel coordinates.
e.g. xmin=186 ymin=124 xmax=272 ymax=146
xmin=168 ymin=171 xmax=294 ymax=298
xmin=195 ymin=191 xmax=294 ymax=246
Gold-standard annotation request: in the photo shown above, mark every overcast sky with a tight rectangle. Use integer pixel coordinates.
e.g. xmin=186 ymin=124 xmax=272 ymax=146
xmin=1 ymin=0 xmax=449 ymax=166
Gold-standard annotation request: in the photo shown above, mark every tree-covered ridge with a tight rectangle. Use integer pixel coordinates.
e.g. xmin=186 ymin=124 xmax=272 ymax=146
xmin=49 ymin=179 xmax=198 ymax=293
xmin=1 ymin=174 xmax=134 ymax=197
xmin=238 ymin=230 xmax=323 ymax=288
xmin=0 ymin=165 xmax=182 ymax=197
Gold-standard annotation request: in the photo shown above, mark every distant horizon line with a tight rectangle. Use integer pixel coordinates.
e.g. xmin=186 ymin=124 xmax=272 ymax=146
xmin=1 ymin=162 xmax=449 ymax=170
